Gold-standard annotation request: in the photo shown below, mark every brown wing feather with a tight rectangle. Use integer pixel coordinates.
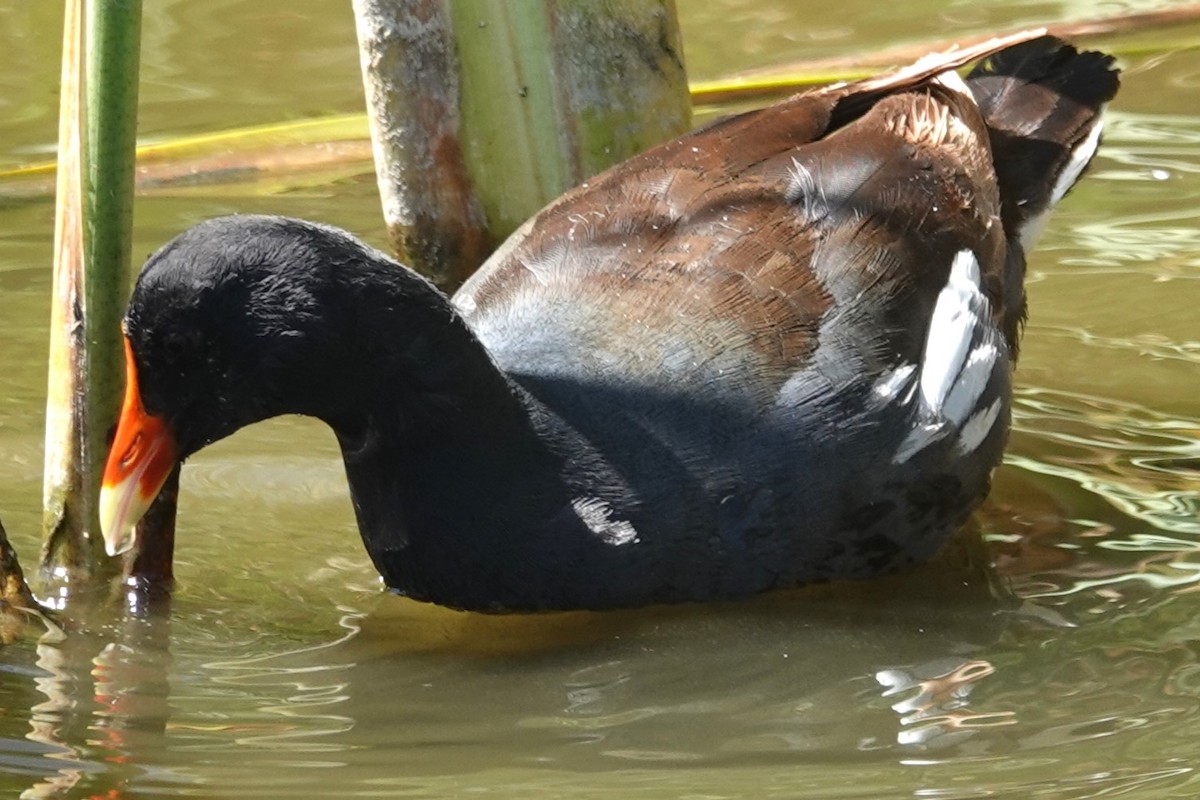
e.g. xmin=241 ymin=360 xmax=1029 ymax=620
xmin=455 ymin=32 xmax=1045 ymax=385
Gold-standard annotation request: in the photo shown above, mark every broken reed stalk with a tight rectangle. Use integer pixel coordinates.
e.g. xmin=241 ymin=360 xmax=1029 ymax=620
xmin=42 ymin=0 xmax=166 ymax=591
xmin=352 ymin=0 xmax=692 ymax=289
xmin=43 ymin=0 xmax=93 ymax=582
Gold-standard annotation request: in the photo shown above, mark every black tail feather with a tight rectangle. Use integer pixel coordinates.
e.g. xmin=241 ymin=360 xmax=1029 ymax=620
xmin=966 ymin=35 xmax=1120 ymax=239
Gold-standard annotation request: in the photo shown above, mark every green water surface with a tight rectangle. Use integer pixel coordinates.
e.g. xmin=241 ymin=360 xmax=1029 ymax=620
xmin=0 ymin=1 xmax=1198 ymax=798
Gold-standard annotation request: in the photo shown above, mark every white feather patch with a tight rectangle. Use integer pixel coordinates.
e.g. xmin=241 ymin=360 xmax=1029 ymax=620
xmin=1051 ymin=117 xmax=1105 ymax=206
xmin=892 ymin=249 xmax=1004 ymax=464
xmin=941 ymin=342 xmax=998 ymax=425
xmin=786 ymin=157 xmax=826 ymax=219
xmin=873 ymin=363 xmax=918 ymax=402
xmin=919 ymin=249 xmax=984 ymax=414
xmin=1019 ymin=115 xmax=1106 ymax=252
xmin=572 ymin=498 xmax=639 ymax=546
xmin=933 ymin=68 xmax=973 ymax=98
xmin=956 ymin=398 xmax=1004 ymax=455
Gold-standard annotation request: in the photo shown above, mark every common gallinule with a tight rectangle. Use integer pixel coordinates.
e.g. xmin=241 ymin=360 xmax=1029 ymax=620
xmin=100 ymin=34 xmax=1119 ymax=610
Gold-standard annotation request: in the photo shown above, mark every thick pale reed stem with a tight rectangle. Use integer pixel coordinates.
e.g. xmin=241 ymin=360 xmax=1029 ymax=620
xmin=353 ymin=0 xmax=691 ymax=289
xmin=43 ymin=0 xmax=92 ymax=582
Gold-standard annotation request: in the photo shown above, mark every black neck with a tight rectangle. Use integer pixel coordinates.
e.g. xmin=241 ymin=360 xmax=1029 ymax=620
xmin=310 ymin=260 xmax=578 ymax=608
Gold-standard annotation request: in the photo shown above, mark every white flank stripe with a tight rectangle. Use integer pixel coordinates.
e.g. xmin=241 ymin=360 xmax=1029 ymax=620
xmin=956 ymin=398 xmax=1004 ymax=455
xmin=941 ymin=342 xmax=998 ymax=424
xmin=919 ymin=250 xmax=982 ymax=413
xmin=893 ymin=249 xmax=1007 ymax=464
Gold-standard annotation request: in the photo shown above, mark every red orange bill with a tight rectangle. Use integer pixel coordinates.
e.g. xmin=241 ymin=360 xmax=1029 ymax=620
xmin=99 ymin=336 xmax=178 ymax=556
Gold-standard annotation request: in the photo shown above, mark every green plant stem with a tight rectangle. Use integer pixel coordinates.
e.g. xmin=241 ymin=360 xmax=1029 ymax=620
xmin=42 ymin=0 xmax=148 ymax=588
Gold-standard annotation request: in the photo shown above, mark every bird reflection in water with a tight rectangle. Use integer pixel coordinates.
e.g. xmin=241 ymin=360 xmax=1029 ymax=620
xmin=876 ymin=657 xmax=1016 ymax=748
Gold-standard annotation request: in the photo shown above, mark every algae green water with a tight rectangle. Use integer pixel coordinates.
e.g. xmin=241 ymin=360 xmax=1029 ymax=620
xmin=1 ymin=1 xmax=1198 ymax=797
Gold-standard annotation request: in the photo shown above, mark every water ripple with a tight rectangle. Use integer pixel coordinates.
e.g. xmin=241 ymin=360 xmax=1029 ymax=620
xmin=1010 ymin=388 xmax=1200 ymax=538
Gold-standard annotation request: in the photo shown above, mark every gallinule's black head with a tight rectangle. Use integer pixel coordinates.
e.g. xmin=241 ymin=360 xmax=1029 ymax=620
xmin=100 ymin=33 xmax=1119 ymax=611
xmin=115 ymin=217 xmax=472 ymax=454
xmin=101 ymin=215 xmax=524 ymax=561
xmin=120 ymin=217 xmax=356 ymax=459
